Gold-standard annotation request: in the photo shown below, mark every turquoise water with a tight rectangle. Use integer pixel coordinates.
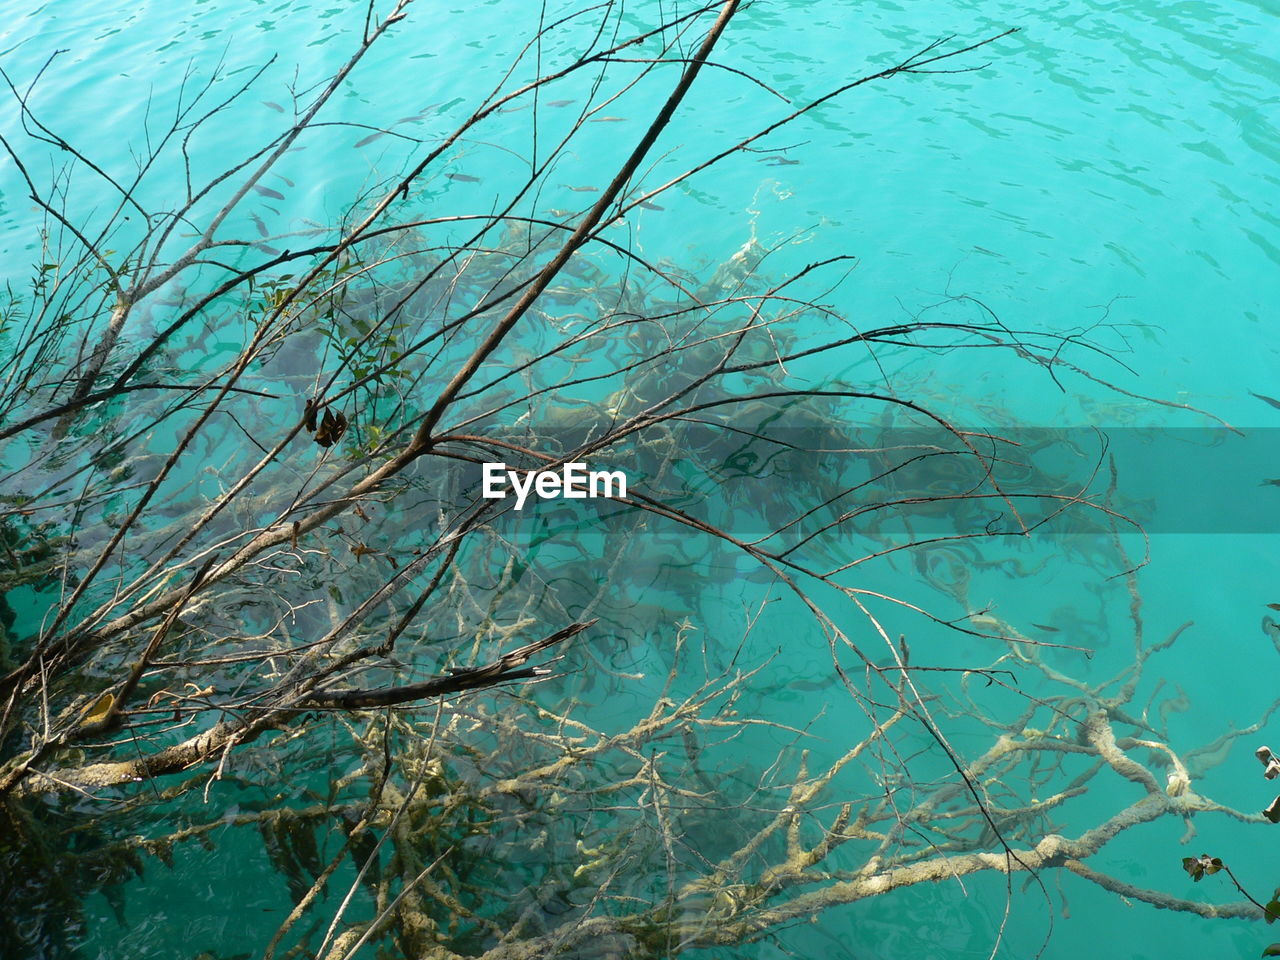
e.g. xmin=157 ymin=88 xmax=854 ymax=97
xmin=1 ymin=1 xmax=1278 ymax=958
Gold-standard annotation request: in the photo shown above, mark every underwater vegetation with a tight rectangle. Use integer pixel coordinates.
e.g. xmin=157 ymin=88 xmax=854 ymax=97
xmin=0 ymin=2 xmax=1270 ymax=959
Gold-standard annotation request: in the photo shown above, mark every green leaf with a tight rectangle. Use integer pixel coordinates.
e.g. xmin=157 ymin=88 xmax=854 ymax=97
xmin=1260 ymin=944 xmax=1280 ymax=957
xmin=1182 ymin=854 xmax=1226 ymax=882
xmin=1266 ymin=900 xmax=1280 ymax=924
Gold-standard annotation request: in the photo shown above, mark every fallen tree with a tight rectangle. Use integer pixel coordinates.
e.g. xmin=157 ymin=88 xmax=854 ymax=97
xmin=0 ymin=3 xmax=1263 ymax=958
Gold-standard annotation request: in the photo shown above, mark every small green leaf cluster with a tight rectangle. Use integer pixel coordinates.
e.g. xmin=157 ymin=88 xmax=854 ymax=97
xmin=1181 ymin=854 xmax=1223 ymax=882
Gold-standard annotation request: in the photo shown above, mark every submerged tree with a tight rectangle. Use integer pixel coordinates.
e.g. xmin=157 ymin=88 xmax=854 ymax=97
xmin=0 ymin=2 xmax=1265 ymax=958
